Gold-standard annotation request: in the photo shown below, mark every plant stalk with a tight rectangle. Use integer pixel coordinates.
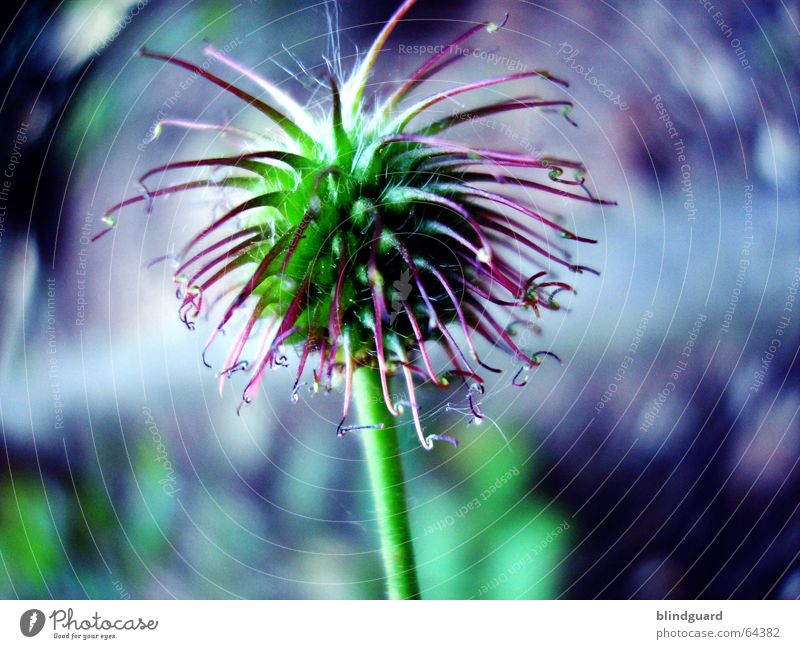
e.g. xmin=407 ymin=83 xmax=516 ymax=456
xmin=352 ymin=366 xmax=420 ymax=599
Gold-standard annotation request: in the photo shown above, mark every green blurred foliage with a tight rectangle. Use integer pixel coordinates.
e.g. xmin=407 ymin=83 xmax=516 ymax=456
xmin=0 ymin=429 xmax=175 ymax=598
xmin=407 ymin=420 xmax=571 ymax=599
xmin=0 ymin=476 xmax=64 ymax=597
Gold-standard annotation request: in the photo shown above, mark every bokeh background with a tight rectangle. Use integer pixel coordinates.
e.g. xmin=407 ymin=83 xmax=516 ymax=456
xmin=0 ymin=0 xmax=798 ymax=599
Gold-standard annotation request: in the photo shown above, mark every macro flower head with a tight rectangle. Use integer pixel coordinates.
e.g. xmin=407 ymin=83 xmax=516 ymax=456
xmin=96 ymin=0 xmax=614 ymax=449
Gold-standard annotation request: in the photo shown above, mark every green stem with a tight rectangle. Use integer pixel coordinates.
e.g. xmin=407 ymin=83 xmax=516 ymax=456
xmin=352 ymin=366 xmax=421 ymax=600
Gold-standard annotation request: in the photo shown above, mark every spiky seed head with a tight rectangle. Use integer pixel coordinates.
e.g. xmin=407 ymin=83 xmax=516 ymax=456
xmin=97 ymin=0 xmax=614 ymax=449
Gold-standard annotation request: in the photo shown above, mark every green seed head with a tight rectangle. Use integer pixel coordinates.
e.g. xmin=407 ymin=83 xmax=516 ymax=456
xmin=97 ymin=0 xmax=614 ymax=448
